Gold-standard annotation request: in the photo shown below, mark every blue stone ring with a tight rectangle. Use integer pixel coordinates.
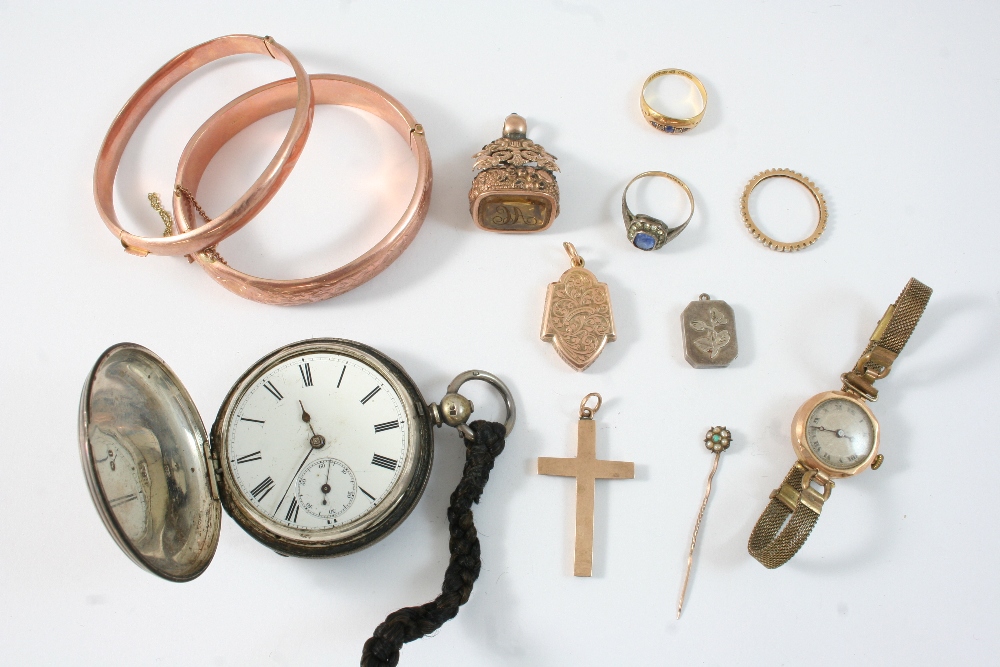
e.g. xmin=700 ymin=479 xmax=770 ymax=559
xmin=622 ymin=171 xmax=695 ymax=251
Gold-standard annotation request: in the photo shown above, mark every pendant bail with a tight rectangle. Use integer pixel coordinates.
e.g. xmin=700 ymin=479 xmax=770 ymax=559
xmin=579 ymin=393 xmax=602 ymax=419
xmin=563 ymin=241 xmax=584 ymax=267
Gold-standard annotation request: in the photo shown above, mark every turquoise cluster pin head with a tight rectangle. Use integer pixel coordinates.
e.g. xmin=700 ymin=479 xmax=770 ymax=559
xmin=704 ymin=426 xmax=732 ymax=453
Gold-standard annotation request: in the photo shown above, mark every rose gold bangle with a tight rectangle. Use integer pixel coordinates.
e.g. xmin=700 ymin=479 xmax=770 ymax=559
xmin=93 ymin=34 xmax=313 ymax=257
xmin=173 ymin=74 xmax=432 ymax=305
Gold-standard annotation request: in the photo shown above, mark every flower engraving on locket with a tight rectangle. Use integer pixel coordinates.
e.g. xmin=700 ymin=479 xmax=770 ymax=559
xmin=681 ymin=294 xmax=738 ymax=368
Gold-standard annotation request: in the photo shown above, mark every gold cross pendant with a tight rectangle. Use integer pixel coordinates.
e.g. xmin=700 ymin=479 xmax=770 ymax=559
xmin=537 ymin=394 xmax=634 ymax=576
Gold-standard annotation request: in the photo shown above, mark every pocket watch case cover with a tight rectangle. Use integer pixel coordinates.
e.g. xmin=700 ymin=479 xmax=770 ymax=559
xmin=80 ymin=339 xmax=442 ymax=580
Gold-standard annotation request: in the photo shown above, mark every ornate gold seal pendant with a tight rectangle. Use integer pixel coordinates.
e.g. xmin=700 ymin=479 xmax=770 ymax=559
xmin=541 ymin=243 xmax=616 ymax=371
xmin=470 ymin=113 xmax=560 ymax=232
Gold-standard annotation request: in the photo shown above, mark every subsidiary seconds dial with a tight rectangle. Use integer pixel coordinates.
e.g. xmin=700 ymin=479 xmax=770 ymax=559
xmin=296 ymin=458 xmax=357 ymax=520
xmin=223 ymin=351 xmax=410 ymax=534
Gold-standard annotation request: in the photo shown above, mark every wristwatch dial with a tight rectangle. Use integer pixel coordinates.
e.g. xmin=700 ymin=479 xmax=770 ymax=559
xmin=214 ymin=339 xmax=432 ymax=557
xmin=804 ymin=397 xmax=876 ymax=470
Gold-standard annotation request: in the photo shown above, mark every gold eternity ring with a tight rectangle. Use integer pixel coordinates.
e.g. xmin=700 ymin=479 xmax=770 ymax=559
xmin=640 ymin=69 xmax=708 ymax=134
xmin=740 ymin=169 xmax=827 ymax=252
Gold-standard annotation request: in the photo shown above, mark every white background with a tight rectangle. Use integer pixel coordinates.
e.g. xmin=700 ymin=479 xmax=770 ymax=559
xmin=1 ymin=1 xmax=997 ymax=665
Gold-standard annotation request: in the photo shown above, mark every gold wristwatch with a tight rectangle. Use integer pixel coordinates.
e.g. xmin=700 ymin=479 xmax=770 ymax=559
xmin=748 ymin=278 xmax=932 ymax=568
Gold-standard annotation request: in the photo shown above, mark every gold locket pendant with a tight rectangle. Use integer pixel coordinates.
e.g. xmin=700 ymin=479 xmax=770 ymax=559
xmin=540 ymin=243 xmax=616 ymax=371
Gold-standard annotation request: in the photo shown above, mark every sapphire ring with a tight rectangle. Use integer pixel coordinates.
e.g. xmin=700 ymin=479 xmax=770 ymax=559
xmin=640 ymin=69 xmax=707 ymax=134
xmin=622 ymin=171 xmax=695 ymax=251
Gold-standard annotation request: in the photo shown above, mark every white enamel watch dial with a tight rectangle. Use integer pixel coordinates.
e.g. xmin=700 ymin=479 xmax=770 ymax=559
xmin=225 ymin=353 xmax=410 ymax=532
xmin=213 ymin=339 xmax=433 ymax=557
xmin=804 ymin=397 xmax=876 ymax=470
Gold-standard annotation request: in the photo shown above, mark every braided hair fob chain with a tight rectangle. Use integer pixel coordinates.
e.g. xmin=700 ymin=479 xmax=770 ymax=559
xmin=363 ymin=371 xmax=515 ymax=666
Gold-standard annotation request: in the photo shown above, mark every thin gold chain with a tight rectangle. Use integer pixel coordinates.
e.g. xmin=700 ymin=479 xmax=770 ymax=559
xmin=174 ymin=185 xmax=211 ymax=223
xmin=145 ymin=186 xmax=227 ymax=264
xmin=147 ymin=193 xmax=174 ymax=237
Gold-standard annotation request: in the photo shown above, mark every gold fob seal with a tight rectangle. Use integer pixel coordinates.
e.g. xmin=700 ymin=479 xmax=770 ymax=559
xmin=470 ymin=114 xmax=560 ymax=232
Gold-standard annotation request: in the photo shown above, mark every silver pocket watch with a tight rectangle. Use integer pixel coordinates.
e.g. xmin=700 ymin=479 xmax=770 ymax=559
xmin=79 ymin=338 xmax=514 ymax=582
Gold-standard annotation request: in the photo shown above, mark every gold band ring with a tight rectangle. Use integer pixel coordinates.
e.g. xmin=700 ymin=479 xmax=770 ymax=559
xmin=740 ymin=169 xmax=827 ymax=252
xmin=640 ymin=69 xmax=707 ymax=134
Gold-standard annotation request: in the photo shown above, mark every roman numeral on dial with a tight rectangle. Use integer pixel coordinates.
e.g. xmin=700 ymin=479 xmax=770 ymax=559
xmin=359 ymin=486 xmax=375 ymax=501
xmin=240 ymin=417 xmax=265 ymax=424
xmin=337 ymin=366 xmax=346 ymax=388
xmin=250 ymin=476 xmax=275 ymax=502
xmin=360 ymin=386 xmax=381 ymax=405
xmin=374 ymin=420 xmax=399 ymax=433
xmin=285 ymin=497 xmax=300 ymax=523
xmin=236 ymin=451 xmax=262 ymax=464
xmin=299 ymin=363 xmax=313 ymax=387
xmin=371 ymin=454 xmax=398 ymax=471
xmin=263 ymin=381 xmax=283 ymax=401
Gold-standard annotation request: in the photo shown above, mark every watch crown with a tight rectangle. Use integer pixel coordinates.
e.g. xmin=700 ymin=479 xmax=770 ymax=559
xmin=871 ymin=454 xmax=884 ymax=470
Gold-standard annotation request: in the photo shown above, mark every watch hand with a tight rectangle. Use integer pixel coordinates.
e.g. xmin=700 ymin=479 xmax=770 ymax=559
xmin=273 ymin=447 xmax=315 ymax=518
xmin=299 ymin=400 xmax=317 ymax=438
xmin=810 ymin=425 xmax=848 ymax=438
xmin=321 ymin=464 xmax=332 ymax=505
xmin=299 ymin=399 xmax=327 ymax=448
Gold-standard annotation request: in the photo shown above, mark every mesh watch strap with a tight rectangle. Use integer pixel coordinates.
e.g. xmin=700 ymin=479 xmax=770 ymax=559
xmin=875 ymin=278 xmax=933 ymax=353
xmin=748 ymin=463 xmax=829 ymax=569
xmin=843 ymin=278 xmax=932 ymax=400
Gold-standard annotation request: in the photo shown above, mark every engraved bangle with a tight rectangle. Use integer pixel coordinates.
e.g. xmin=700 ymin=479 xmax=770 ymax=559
xmin=94 ymin=34 xmax=313 ymax=258
xmin=640 ymin=69 xmax=708 ymax=134
xmin=621 ymin=171 xmax=694 ymax=251
xmin=173 ymin=74 xmax=432 ymax=306
xmin=740 ymin=169 xmax=827 ymax=252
